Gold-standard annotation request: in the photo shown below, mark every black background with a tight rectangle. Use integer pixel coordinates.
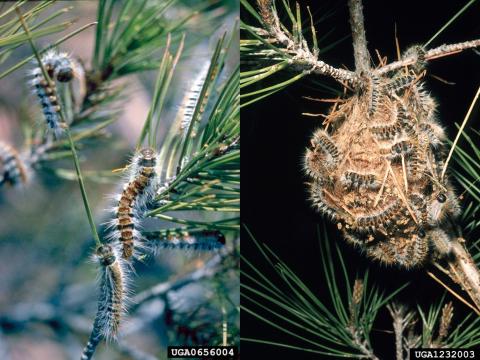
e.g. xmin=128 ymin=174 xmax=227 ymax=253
xmin=241 ymin=0 xmax=480 ymax=359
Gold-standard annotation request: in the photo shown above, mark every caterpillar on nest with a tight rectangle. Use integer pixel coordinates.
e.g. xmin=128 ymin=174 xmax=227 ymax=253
xmin=0 ymin=142 xmax=28 ymax=187
xmin=81 ymin=244 xmax=130 ymax=360
xmin=106 ymin=147 xmax=160 ymax=260
xmin=304 ymin=45 xmax=464 ymax=269
xmin=29 ymin=50 xmax=80 ymax=138
xmin=146 ymin=230 xmax=226 ymax=253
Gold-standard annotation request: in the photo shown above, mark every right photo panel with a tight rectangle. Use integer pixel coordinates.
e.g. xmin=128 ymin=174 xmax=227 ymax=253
xmin=241 ymin=1 xmax=480 ymax=359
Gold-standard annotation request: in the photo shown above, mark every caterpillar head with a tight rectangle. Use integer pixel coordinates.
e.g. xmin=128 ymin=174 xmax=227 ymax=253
xmin=427 ymin=186 xmax=460 ymax=226
xmin=56 ymin=66 xmax=74 ymax=82
xmin=138 ymin=147 xmax=156 ymax=167
xmin=403 ymin=45 xmax=427 ymax=74
xmin=96 ymin=244 xmax=116 ymax=266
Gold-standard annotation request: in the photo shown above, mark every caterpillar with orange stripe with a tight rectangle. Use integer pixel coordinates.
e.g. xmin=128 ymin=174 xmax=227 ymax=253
xmin=81 ymin=244 xmax=130 ymax=360
xmin=106 ymin=148 xmax=160 ymax=260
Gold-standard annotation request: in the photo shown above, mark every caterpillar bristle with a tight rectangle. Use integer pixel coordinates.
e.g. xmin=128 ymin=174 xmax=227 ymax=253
xmin=419 ymin=122 xmax=445 ymax=148
xmin=96 ymin=245 xmax=129 ymax=337
xmin=403 ymin=45 xmax=427 ymax=74
xmin=370 ymin=123 xmax=401 ymax=140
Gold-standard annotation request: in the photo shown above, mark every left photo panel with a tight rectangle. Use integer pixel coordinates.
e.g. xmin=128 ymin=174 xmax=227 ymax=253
xmin=0 ymin=1 xmax=239 ymax=359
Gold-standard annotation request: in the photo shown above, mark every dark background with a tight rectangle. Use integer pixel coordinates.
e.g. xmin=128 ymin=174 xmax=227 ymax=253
xmin=241 ymin=0 xmax=480 ymax=359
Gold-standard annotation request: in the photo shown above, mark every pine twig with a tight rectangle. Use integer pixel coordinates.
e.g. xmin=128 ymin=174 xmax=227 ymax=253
xmin=446 ymin=238 xmax=480 ymax=312
xmin=348 ymin=279 xmax=379 ymax=360
xmin=387 ymin=303 xmax=416 ymax=360
xmin=254 ymin=0 xmax=360 ymax=87
xmin=348 ymin=0 xmax=370 ymax=73
xmin=376 ymin=39 xmax=480 ymax=75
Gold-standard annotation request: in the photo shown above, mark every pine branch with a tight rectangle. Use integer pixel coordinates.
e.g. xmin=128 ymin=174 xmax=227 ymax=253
xmin=376 ymin=39 xmax=480 ymax=75
xmin=348 ymin=0 xmax=370 ymax=73
xmin=249 ymin=0 xmax=359 ymax=87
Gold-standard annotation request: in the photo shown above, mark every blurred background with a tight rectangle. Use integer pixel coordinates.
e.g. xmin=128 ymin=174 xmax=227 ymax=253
xmin=0 ymin=1 xmax=239 ymax=359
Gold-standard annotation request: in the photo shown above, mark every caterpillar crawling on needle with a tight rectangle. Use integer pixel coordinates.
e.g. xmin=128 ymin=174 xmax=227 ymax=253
xmin=107 ymin=147 xmax=160 ymax=260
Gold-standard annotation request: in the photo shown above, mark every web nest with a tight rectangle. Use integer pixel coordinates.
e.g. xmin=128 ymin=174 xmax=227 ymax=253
xmin=304 ymin=47 xmax=459 ymax=268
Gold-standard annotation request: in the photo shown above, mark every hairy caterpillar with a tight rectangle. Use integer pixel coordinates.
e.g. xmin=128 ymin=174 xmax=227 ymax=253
xmin=304 ymin=129 xmax=340 ymax=181
xmin=397 ymin=99 xmax=417 ymax=137
xmin=370 ymin=231 xmax=430 ymax=268
xmin=41 ymin=50 xmax=77 ymax=82
xmin=370 ymin=123 xmax=401 ymax=140
xmin=343 ymin=229 xmax=430 ymax=269
xmin=383 ymin=74 xmax=417 ymax=94
xmin=0 ymin=142 xmax=28 ymax=187
xmin=340 ymin=171 xmax=379 ymax=190
xmin=418 ymin=122 xmax=445 ymax=148
xmin=30 ymin=50 xmax=78 ymax=137
xmin=368 ymin=74 xmax=382 ymax=116
xmin=388 ymin=140 xmax=415 ymax=160
xmin=146 ymin=230 xmax=226 ymax=253
xmin=308 ymin=181 xmax=339 ymax=220
xmin=30 ymin=67 xmax=63 ymax=137
xmin=354 ymin=199 xmax=402 ymax=233
xmin=107 ymin=148 xmax=160 ymax=260
xmin=179 ymin=63 xmax=209 ymax=136
xmin=81 ymin=244 xmax=130 ymax=360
